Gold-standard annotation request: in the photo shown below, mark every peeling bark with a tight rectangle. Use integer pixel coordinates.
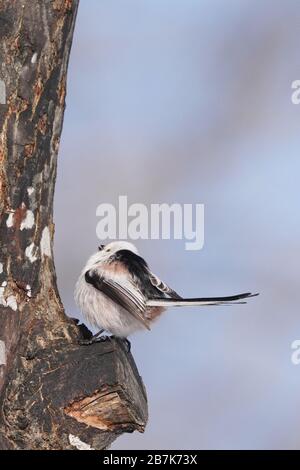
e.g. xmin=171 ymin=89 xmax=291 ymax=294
xmin=0 ymin=0 xmax=148 ymax=450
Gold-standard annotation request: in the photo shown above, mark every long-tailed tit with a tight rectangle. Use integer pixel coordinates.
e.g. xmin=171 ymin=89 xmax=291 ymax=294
xmin=75 ymin=241 xmax=258 ymax=344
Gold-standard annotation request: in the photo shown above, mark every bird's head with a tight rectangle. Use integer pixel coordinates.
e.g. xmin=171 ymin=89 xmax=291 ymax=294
xmin=83 ymin=241 xmax=139 ymax=271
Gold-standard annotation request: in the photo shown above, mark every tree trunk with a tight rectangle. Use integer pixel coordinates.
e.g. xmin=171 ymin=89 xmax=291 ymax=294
xmin=0 ymin=0 xmax=148 ymax=450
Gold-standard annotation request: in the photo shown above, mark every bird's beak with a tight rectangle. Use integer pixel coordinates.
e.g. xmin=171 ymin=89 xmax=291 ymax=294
xmin=98 ymin=244 xmax=105 ymax=251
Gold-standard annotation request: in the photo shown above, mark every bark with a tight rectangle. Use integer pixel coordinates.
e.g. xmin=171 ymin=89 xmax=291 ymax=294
xmin=0 ymin=0 xmax=148 ymax=450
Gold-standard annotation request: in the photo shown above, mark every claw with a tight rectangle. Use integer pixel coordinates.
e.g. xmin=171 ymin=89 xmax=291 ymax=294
xmin=79 ymin=335 xmax=111 ymax=346
xmin=78 ymin=338 xmax=94 ymax=346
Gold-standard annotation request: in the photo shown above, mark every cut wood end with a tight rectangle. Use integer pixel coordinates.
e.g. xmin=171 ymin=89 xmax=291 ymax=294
xmin=64 ymin=384 xmax=146 ymax=433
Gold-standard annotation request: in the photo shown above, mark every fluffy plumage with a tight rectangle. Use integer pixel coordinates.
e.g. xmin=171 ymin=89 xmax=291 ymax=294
xmin=74 ymin=241 xmax=258 ymax=338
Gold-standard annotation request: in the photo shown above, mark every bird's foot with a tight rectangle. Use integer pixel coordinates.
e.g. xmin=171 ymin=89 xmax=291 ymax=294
xmin=79 ymin=334 xmax=131 ymax=352
xmin=79 ymin=335 xmax=111 ymax=346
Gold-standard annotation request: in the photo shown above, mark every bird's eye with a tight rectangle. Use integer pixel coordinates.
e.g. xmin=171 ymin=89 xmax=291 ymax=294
xmin=98 ymin=245 xmax=105 ymax=251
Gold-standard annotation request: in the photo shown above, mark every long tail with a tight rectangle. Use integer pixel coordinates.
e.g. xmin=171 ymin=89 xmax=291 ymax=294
xmin=146 ymin=292 xmax=258 ymax=307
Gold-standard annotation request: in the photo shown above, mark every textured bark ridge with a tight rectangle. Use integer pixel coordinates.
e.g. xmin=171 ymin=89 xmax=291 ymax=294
xmin=0 ymin=0 xmax=148 ymax=450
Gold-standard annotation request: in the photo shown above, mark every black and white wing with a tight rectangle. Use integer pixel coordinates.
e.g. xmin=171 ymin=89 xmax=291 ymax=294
xmin=112 ymin=249 xmax=182 ymax=299
xmin=148 ymin=272 xmax=182 ymax=299
xmin=85 ymin=270 xmax=151 ymax=330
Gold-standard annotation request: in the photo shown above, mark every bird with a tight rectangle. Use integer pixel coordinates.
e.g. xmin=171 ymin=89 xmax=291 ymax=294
xmin=75 ymin=241 xmax=258 ymax=346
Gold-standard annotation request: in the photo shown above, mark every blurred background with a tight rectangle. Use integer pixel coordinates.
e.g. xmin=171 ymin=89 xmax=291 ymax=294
xmin=54 ymin=0 xmax=300 ymax=449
